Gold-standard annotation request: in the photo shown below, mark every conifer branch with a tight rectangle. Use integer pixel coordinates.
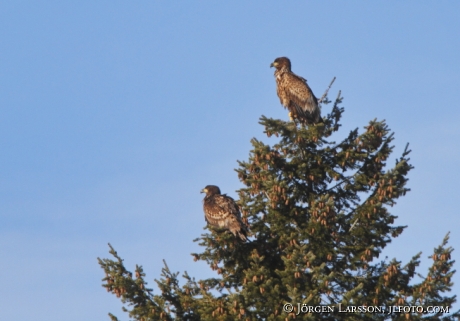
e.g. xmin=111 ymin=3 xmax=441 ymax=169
xmin=324 ymin=176 xmax=350 ymax=192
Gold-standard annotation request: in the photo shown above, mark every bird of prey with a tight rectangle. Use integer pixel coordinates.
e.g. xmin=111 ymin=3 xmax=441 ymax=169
xmin=270 ymin=57 xmax=322 ymax=125
xmin=200 ymin=185 xmax=248 ymax=241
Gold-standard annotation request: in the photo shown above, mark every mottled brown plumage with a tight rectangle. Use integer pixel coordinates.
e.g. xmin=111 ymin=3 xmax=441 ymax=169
xmin=270 ymin=57 xmax=322 ymax=125
xmin=201 ymin=185 xmax=248 ymax=241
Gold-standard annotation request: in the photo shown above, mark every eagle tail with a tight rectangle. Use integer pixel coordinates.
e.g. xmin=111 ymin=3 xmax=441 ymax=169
xmin=238 ymin=230 xmax=248 ymax=242
xmin=301 ymin=108 xmax=323 ymax=125
xmin=233 ymin=226 xmax=248 ymax=242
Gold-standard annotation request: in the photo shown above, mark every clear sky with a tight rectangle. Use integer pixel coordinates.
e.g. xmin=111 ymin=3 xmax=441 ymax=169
xmin=1 ymin=2 xmax=459 ymax=319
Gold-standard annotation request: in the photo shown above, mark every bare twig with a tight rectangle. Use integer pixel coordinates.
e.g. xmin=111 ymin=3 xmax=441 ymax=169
xmin=318 ymin=77 xmax=336 ymax=104
xmin=324 ymin=177 xmax=349 ymax=193
xmin=349 ymin=218 xmax=359 ymax=232
xmin=264 ymin=191 xmax=271 ymax=202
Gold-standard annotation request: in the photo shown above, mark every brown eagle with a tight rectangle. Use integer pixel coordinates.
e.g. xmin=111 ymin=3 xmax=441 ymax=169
xmin=200 ymin=185 xmax=248 ymax=241
xmin=270 ymin=57 xmax=322 ymax=125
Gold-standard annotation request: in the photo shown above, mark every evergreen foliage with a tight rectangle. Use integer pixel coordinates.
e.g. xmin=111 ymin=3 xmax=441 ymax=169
xmin=98 ymin=91 xmax=458 ymax=320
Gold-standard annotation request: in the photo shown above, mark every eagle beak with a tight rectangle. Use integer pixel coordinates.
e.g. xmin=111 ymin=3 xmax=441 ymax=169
xmin=200 ymin=188 xmax=206 ymax=194
xmin=270 ymin=62 xmax=275 ymax=68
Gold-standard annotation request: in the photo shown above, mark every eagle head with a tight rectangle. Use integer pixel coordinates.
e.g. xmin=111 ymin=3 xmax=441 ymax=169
xmin=200 ymin=185 xmax=221 ymax=195
xmin=270 ymin=57 xmax=291 ymax=70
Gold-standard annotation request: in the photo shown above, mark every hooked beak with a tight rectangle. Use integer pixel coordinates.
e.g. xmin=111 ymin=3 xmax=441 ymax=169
xmin=200 ymin=188 xmax=206 ymax=194
xmin=270 ymin=62 xmax=277 ymax=68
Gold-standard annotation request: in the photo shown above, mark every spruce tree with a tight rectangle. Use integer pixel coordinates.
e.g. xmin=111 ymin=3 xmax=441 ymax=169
xmin=98 ymin=88 xmax=458 ymax=320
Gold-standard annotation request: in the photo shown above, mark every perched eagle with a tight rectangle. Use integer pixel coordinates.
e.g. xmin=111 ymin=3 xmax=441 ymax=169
xmin=270 ymin=57 xmax=322 ymax=125
xmin=201 ymin=185 xmax=248 ymax=241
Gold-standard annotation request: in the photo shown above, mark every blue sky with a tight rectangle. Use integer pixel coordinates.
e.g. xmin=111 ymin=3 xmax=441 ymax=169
xmin=1 ymin=2 xmax=459 ymax=319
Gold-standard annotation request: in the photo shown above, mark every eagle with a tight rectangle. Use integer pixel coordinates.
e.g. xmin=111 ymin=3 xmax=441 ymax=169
xmin=270 ymin=57 xmax=322 ymax=125
xmin=200 ymin=185 xmax=248 ymax=241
